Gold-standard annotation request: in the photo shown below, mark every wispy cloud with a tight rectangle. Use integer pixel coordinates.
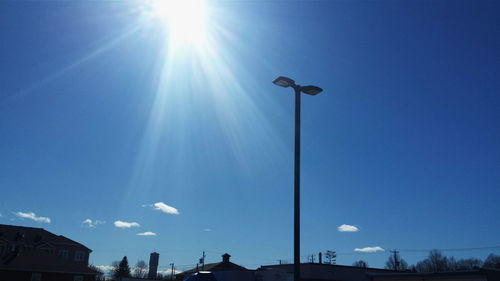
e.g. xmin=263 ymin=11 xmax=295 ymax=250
xmin=203 ymin=228 xmax=212 ymax=232
xmin=143 ymin=202 xmax=180 ymax=215
xmin=158 ymin=269 xmax=182 ymax=275
xmin=82 ymin=219 xmax=106 ymax=228
xmin=337 ymin=224 xmax=359 ymax=232
xmin=15 ymin=212 xmax=51 ymax=223
xmin=114 ymin=220 xmax=140 ymax=228
xmin=354 ymin=246 xmax=385 ymax=253
xmin=137 ymin=231 xmax=157 ymax=236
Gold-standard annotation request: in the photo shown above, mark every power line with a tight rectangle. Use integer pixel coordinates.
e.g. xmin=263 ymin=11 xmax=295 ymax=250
xmin=399 ymin=246 xmax=500 ymax=253
xmin=309 ymin=245 xmax=500 ymax=257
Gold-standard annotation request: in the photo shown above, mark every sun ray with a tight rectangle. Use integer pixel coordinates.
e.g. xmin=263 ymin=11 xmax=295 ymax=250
xmin=0 ymin=26 xmax=141 ymax=107
xmin=124 ymin=0 xmax=289 ymax=203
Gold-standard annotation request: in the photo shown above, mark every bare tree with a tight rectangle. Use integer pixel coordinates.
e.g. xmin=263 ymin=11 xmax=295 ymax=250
xmin=385 ymin=254 xmax=408 ymax=271
xmin=484 ymin=254 xmax=500 ymax=269
xmin=456 ymin=258 xmax=483 ymax=270
xmin=324 ymin=251 xmax=336 ymax=265
xmin=88 ymin=264 xmax=105 ymax=281
xmin=352 ymin=260 xmax=368 ymax=268
xmin=133 ymin=260 xmax=148 ymax=278
xmin=415 ymin=250 xmax=453 ymax=272
xmin=109 ymin=261 xmax=119 ymax=280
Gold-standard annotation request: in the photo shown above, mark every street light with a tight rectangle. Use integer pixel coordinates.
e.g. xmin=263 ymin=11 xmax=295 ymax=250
xmin=273 ymin=76 xmax=323 ymax=281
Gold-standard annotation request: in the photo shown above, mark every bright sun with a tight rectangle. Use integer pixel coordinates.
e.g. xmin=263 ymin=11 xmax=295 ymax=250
xmin=151 ymin=0 xmax=209 ymax=46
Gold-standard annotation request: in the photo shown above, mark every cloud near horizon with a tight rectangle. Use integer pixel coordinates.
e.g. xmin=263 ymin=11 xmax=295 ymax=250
xmin=95 ymin=265 xmax=114 ymax=272
xmin=114 ymin=220 xmax=140 ymax=228
xmin=354 ymin=246 xmax=385 ymax=253
xmin=15 ymin=212 xmax=51 ymax=223
xmin=82 ymin=219 xmax=105 ymax=228
xmin=137 ymin=231 xmax=157 ymax=236
xmin=143 ymin=202 xmax=180 ymax=215
xmin=337 ymin=224 xmax=359 ymax=232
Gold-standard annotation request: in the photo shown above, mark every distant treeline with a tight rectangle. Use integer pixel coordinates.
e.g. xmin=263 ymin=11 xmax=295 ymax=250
xmin=352 ymin=250 xmax=500 ymax=272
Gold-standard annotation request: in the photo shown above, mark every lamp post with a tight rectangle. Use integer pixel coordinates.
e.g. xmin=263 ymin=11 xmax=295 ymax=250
xmin=273 ymin=76 xmax=323 ymax=281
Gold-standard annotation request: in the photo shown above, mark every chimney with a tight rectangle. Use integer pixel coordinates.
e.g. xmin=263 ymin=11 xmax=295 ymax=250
xmin=222 ymin=253 xmax=231 ymax=263
xmin=148 ymin=252 xmax=159 ymax=279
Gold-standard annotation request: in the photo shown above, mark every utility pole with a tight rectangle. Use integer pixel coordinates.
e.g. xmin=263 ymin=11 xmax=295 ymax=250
xmin=199 ymin=251 xmax=206 ymax=271
xmin=319 ymin=252 xmax=322 ymax=264
xmin=170 ymin=263 xmax=174 ymax=281
xmin=390 ymin=250 xmax=400 ymax=271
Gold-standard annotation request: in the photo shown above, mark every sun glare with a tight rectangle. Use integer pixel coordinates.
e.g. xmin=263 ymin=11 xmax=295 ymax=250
xmin=151 ymin=0 xmax=209 ymax=46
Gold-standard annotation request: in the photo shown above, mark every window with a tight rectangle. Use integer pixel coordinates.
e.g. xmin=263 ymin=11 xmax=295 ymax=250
xmin=58 ymin=249 xmax=68 ymax=259
xmin=44 ymin=249 xmax=55 ymax=255
xmin=73 ymin=276 xmax=83 ymax=281
xmin=30 ymin=273 xmax=41 ymax=281
xmin=75 ymin=251 xmax=85 ymax=262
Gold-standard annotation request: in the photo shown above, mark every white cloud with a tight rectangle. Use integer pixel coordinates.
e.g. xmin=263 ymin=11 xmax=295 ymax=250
xmin=137 ymin=231 xmax=157 ymax=236
xmin=337 ymin=224 xmax=359 ymax=232
xmin=147 ymin=202 xmax=180 ymax=215
xmin=15 ymin=212 xmax=51 ymax=223
xmin=203 ymin=228 xmax=212 ymax=232
xmin=82 ymin=219 xmax=106 ymax=228
xmin=158 ymin=269 xmax=182 ymax=275
xmin=114 ymin=220 xmax=140 ymax=228
xmin=354 ymin=246 xmax=385 ymax=253
xmin=95 ymin=265 xmax=114 ymax=272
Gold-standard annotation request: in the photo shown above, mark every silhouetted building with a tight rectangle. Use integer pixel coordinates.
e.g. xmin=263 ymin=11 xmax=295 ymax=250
xmin=369 ymin=269 xmax=500 ymax=281
xmin=256 ymin=263 xmax=396 ymax=281
xmin=176 ymin=253 xmax=251 ymax=281
xmin=0 ymin=224 xmax=99 ymax=281
xmin=148 ymin=252 xmax=159 ymax=279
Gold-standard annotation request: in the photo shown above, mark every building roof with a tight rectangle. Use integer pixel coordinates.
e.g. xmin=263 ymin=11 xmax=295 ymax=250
xmin=259 ymin=263 xmax=397 ymax=273
xmin=368 ymin=268 xmax=500 ymax=280
xmin=0 ymin=224 xmax=91 ymax=251
xmin=181 ymin=262 xmax=248 ymax=275
xmin=0 ymin=249 xmax=99 ymax=275
xmin=258 ymin=263 xmax=397 ymax=281
xmin=177 ymin=253 xmax=248 ymax=277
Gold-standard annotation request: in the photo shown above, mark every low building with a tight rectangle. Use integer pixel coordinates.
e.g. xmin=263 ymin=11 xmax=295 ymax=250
xmin=0 ymin=224 xmax=99 ymax=281
xmin=176 ymin=253 xmax=253 ymax=281
xmin=256 ymin=263 xmax=397 ymax=281
xmin=369 ymin=269 xmax=500 ymax=281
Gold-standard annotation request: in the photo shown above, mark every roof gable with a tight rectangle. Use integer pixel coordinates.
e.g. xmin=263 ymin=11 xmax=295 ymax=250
xmin=179 ymin=261 xmax=248 ymax=275
xmin=0 ymin=224 xmax=90 ymax=251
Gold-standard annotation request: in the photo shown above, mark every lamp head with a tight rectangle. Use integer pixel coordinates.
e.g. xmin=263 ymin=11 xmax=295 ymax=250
xmin=272 ymin=76 xmax=295 ymax=88
xmin=300 ymin=85 xmax=323 ymax=95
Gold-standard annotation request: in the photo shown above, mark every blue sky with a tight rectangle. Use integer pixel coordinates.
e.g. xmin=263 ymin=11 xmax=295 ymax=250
xmin=1 ymin=0 xmax=499 ymax=272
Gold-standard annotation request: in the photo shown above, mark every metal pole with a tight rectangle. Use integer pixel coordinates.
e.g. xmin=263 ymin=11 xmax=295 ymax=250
xmin=202 ymin=251 xmax=205 ymax=270
xmin=294 ymin=86 xmax=301 ymax=281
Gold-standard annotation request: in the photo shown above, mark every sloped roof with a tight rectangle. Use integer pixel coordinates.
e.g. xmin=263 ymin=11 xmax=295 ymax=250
xmin=178 ymin=262 xmax=248 ymax=276
xmin=0 ymin=224 xmax=90 ymax=251
xmin=0 ymin=249 xmax=99 ymax=275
